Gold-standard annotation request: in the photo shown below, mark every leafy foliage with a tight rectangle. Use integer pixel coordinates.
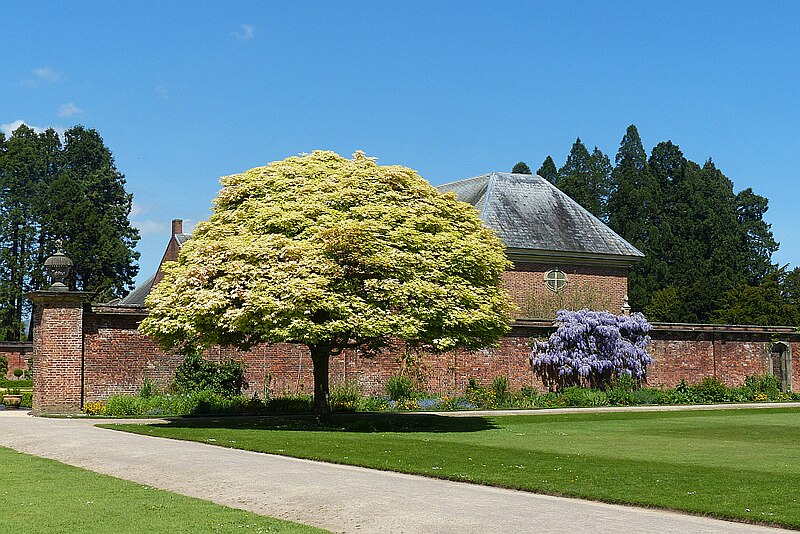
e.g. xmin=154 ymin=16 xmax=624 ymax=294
xmin=511 ymin=161 xmax=531 ymax=174
xmin=530 ymin=309 xmax=653 ymax=391
xmin=540 ymin=125 xmax=781 ymax=324
xmin=713 ymin=266 xmax=800 ymax=325
xmin=0 ymin=123 xmax=139 ymax=339
xmin=536 ymin=155 xmax=558 ymax=184
xmin=385 ymin=375 xmax=414 ymax=401
xmin=141 ymin=151 xmax=512 ymax=419
xmin=174 ymin=354 xmax=245 ymax=397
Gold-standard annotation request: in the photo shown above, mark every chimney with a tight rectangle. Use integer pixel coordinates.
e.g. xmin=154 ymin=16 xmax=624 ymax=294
xmin=172 ymin=219 xmax=183 ymax=236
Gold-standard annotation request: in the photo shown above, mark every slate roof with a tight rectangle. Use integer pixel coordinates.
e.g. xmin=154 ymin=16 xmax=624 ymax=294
xmin=118 ymin=273 xmax=155 ymax=306
xmin=437 ymin=172 xmax=643 ymax=261
xmin=175 ymin=233 xmax=191 ymax=246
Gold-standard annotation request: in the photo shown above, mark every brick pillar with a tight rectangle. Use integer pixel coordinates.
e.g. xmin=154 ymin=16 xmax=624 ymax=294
xmin=28 ymin=290 xmax=92 ymax=414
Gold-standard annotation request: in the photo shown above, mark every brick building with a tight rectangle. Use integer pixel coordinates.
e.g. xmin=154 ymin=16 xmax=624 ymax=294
xmin=439 ymin=172 xmax=642 ymax=317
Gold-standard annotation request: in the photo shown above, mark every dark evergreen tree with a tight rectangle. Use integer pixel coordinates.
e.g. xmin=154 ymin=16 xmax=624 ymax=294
xmin=735 ymin=188 xmax=778 ymax=285
xmin=0 ymin=124 xmax=139 ymax=338
xmin=656 ymin=157 xmax=747 ymax=322
xmin=713 ymin=267 xmax=800 ymax=326
xmin=588 ymin=146 xmax=613 ymax=221
xmin=0 ymin=125 xmax=52 ymax=339
xmin=43 ymin=126 xmax=140 ymax=301
xmin=512 ymin=161 xmax=531 ymax=174
xmin=607 ymin=125 xmax=665 ymax=313
xmin=557 ymin=138 xmax=603 ymax=217
xmin=537 ymin=156 xmax=558 ymax=184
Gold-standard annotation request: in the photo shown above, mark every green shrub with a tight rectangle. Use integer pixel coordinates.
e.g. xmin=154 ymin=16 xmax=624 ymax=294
xmin=358 ymin=396 xmax=390 ymax=412
xmin=265 ymin=395 xmax=313 ymax=413
xmin=0 ymin=379 xmax=32 ymax=388
xmin=139 ymin=377 xmax=157 ymax=398
xmin=491 ymin=375 xmax=510 ymax=403
xmin=632 ymin=388 xmax=663 ymax=405
xmin=558 ymin=387 xmax=608 ymax=407
xmin=0 ymin=355 xmax=7 ymax=377
xmin=725 ymin=386 xmax=752 ymax=403
xmin=692 ymin=377 xmax=727 ymax=403
xmin=13 ymin=368 xmax=23 ymax=378
xmin=745 ymin=374 xmax=781 ymax=400
xmin=104 ymin=391 xmax=265 ymax=417
xmin=610 ymin=373 xmax=638 ymax=393
xmin=329 ymin=381 xmax=362 ymax=412
xmin=607 ymin=386 xmax=635 ymax=406
xmin=385 ymin=375 xmax=414 ymax=401
xmin=174 ymin=354 xmax=245 ymax=397
xmin=105 ymin=394 xmax=148 ymax=416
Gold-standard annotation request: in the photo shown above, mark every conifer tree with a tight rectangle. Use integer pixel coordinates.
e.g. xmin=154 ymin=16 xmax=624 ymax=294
xmin=607 ymin=125 xmax=664 ymax=313
xmin=557 ymin=138 xmax=595 ymax=213
xmin=0 ymin=124 xmax=139 ymax=338
xmin=735 ymin=188 xmax=778 ymax=284
xmin=512 ymin=161 xmax=531 ymax=174
xmin=43 ymin=126 xmax=140 ymax=301
xmin=588 ymin=146 xmax=613 ymax=221
xmin=536 ymin=156 xmax=558 ymax=184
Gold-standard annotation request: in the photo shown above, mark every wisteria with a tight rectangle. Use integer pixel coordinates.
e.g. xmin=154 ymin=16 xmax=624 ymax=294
xmin=530 ymin=309 xmax=653 ymax=391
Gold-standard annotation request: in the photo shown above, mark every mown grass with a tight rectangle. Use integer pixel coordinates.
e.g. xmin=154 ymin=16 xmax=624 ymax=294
xmin=0 ymin=446 xmax=325 ymax=533
xmin=107 ymin=408 xmax=800 ymax=529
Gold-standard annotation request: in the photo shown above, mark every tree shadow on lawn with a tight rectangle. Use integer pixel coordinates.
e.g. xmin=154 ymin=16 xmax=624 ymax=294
xmin=157 ymin=412 xmax=498 ymax=433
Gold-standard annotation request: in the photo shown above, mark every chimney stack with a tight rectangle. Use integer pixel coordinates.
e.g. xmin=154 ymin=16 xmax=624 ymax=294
xmin=172 ymin=219 xmax=183 ymax=236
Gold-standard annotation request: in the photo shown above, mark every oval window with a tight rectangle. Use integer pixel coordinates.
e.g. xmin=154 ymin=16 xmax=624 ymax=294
xmin=544 ymin=269 xmax=568 ymax=292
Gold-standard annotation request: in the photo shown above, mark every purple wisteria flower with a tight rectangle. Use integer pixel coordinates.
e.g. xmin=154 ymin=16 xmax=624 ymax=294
xmin=530 ymin=309 xmax=653 ymax=391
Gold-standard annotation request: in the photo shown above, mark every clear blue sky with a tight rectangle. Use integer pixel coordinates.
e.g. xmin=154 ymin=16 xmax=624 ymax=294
xmin=3 ymin=1 xmax=799 ymax=287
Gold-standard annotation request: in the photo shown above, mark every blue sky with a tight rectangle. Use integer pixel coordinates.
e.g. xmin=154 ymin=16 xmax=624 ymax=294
xmin=3 ymin=1 xmax=799 ymax=287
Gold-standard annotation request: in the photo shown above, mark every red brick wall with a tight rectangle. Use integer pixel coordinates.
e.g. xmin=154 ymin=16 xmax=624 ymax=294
xmin=503 ymin=262 xmax=628 ymax=318
xmin=75 ymin=308 xmax=800 ymax=405
xmin=0 ymin=342 xmax=31 ymax=380
xmin=28 ymin=299 xmax=800 ymax=412
xmin=83 ymin=307 xmax=181 ymax=399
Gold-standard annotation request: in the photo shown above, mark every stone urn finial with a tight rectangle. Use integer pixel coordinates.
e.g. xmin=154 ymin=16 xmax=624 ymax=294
xmin=621 ymin=294 xmax=631 ymax=316
xmin=44 ymin=241 xmax=73 ymax=291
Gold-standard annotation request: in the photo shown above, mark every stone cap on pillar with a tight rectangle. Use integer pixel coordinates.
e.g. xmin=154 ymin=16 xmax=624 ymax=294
xmin=27 ymin=290 xmax=94 ymax=304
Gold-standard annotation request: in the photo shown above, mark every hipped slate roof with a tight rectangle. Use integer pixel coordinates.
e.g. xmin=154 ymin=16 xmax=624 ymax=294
xmin=118 ymin=273 xmax=155 ymax=306
xmin=437 ymin=172 xmax=643 ymax=264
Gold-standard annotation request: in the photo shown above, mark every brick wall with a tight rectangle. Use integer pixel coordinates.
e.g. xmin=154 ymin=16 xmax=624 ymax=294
xmin=503 ymin=262 xmax=628 ymax=318
xmin=0 ymin=342 xmax=31 ymax=380
xmin=74 ymin=309 xmax=800 ymax=405
xmin=26 ymin=294 xmax=800 ymax=412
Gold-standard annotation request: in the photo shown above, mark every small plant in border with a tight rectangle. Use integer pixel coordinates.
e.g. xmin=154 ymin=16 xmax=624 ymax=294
xmin=530 ymin=309 xmax=653 ymax=391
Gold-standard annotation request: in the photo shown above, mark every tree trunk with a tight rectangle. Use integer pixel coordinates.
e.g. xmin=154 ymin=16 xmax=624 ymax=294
xmin=308 ymin=344 xmax=331 ymax=423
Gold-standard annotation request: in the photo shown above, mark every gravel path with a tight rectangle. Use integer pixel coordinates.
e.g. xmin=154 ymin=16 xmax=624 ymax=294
xmin=0 ymin=409 xmax=793 ymax=534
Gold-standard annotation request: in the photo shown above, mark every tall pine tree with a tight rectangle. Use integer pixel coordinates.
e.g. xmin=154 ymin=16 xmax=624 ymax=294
xmin=607 ymin=125 xmax=664 ymax=313
xmin=44 ymin=126 xmax=140 ymax=301
xmin=556 ymin=139 xmax=610 ymax=220
xmin=557 ymin=139 xmax=595 ymax=213
xmin=537 ymin=156 xmax=558 ymax=184
xmin=0 ymin=124 xmax=139 ymax=338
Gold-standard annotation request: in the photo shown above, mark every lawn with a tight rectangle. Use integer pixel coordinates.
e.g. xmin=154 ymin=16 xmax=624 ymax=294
xmin=107 ymin=408 xmax=800 ymax=529
xmin=0 ymin=446 xmax=325 ymax=533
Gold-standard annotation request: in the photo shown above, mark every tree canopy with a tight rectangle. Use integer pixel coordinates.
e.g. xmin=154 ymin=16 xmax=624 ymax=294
xmin=512 ymin=161 xmax=531 ymax=174
xmin=515 ymin=124 xmax=784 ymax=325
xmin=0 ymin=123 xmax=139 ymax=339
xmin=141 ymin=150 xmax=513 ymax=419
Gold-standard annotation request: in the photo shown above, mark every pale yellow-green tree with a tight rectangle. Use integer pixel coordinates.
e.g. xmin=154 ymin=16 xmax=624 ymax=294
xmin=140 ymin=151 xmax=513 ymax=420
